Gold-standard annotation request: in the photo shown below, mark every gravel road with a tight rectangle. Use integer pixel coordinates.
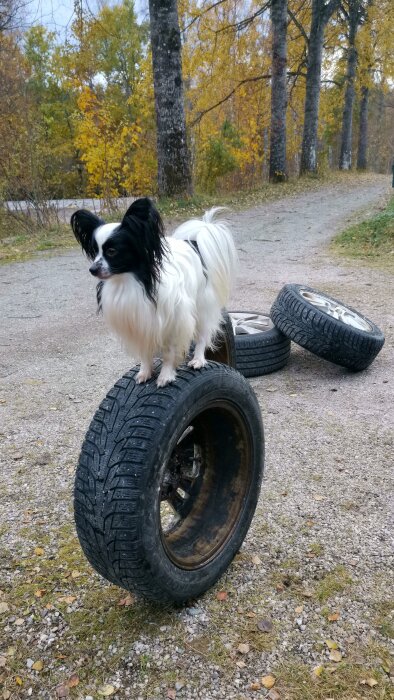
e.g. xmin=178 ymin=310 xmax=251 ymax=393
xmin=0 ymin=175 xmax=393 ymax=700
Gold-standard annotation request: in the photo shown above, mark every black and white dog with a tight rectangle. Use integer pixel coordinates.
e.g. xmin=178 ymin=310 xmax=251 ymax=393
xmin=71 ymin=198 xmax=236 ymax=387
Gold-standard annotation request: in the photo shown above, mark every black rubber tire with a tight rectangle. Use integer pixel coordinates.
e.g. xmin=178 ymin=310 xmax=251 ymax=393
xmin=74 ymin=362 xmax=264 ymax=603
xmin=270 ymin=284 xmax=385 ymax=371
xmin=229 ymin=311 xmax=291 ymax=377
xmin=205 ymin=310 xmax=236 ymax=368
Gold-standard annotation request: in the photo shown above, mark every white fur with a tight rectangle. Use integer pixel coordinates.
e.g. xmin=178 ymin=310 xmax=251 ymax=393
xmin=98 ymin=209 xmax=237 ymax=386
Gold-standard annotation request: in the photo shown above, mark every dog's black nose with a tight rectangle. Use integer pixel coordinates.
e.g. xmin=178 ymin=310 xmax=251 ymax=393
xmin=89 ymin=264 xmax=99 ymax=276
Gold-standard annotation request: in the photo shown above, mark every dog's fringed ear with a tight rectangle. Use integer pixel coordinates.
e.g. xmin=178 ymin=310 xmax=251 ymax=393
xmin=123 ymin=198 xmax=164 ymax=237
xmin=70 ymin=210 xmax=105 ymax=260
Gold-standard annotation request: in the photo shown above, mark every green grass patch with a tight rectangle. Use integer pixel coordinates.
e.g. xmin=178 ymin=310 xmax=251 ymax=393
xmin=315 ymin=566 xmax=353 ymax=603
xmin=332 ymin=195 xmax=394 ymax=270
xmin=273 ymin=659 xmax=391 ymax=700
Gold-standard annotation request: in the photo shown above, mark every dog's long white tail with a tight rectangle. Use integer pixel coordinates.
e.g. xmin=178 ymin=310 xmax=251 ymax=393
xmin=172 ymin=207 xmax=237 ymax=306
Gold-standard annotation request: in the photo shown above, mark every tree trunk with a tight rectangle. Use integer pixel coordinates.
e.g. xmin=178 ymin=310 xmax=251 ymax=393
xmin=269 ymin=0 xmax=288 ymax=182
xmin=148 ymin=0 xmax=193 ymax=197
xmin=339 ymin=5 xmax=360 ymax=170
xmin=300 ymin=0 xmax=339 ymax=174
xmin=356 ymin=85 xmax=369 ymax=170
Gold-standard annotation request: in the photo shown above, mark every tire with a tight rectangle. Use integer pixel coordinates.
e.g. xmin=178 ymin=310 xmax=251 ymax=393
xmin=74 ymin=362 xmax=264 ymax=603
xmin=229 ymin=311 xmax=291 ymax=377
xmin=270 ymin=284 xmax=385 ymax=371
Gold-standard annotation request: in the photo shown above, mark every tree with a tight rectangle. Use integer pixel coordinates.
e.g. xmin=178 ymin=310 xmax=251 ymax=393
xmin=356 ymin=84 xmax=368 ymax=169
xmin=299 ymin=0 xmax=340 ymax=174
xmin=269 ymin=0 xmax=288 ymax=182
xmin=338 ymin=0 xmax=368 ymax=170
xmin=148 ymin=0 xmax=193 ymax=196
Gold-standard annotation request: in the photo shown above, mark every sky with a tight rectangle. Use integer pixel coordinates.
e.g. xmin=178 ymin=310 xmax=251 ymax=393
xmin=27 ymin=0 xmax=148 ymax=37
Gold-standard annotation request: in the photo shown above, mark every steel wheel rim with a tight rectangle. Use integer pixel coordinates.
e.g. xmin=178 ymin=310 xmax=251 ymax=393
xmin=230 ymin=312 xmax=274 ymax=335
xmin=159 ymin=401 xmax=252 ymax=570
xmin=299 ymin=290 xmax=372 ymax=332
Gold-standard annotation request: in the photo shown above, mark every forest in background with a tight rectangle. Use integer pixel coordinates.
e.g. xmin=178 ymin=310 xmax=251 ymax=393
xmin=0 ymin=0 xmax=393 ymax=210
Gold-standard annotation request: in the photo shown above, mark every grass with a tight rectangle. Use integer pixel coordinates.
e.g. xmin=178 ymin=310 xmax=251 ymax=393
xmin=0 ymin=170 xmax=382 ymax=265
xmin=1 ymin=523 xmax=393 ymax=698
xmin=315 ymin=566 xmax=353 ymax=603
xmin=332 ymin=195 xmax=394 ymax=271
xmin=273 ymin=657 xmax=393 ymax=700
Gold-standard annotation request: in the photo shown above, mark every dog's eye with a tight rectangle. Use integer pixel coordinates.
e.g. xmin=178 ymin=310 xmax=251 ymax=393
xmin=106 ymin=248 xmax=117 ymax=257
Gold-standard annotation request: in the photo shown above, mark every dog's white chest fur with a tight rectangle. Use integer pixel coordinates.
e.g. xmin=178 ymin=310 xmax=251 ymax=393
xmin=101 ymin=238 xmax=205 ymax=362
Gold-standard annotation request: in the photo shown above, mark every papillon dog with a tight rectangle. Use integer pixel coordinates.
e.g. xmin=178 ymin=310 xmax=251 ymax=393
xmin=71 ymin=197 xmax=237 ymax=387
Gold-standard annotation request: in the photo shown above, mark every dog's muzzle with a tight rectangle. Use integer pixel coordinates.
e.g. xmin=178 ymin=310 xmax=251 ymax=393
xmin=89 ymin=262 xmax=110 ymax=279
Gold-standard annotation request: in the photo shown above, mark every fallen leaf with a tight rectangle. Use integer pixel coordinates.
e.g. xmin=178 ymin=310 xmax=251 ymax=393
xmin=261 ymin=675 xmax=276 ymax=689
xmin=325 ymin=639 xmax=338 ymax=650
xmin=257 ymin=619 xmax=273 ymax=633
xmin=237 ymin=643 xmax=250 ymax=655
xmin=15 ymin=676 xmax=23 ymax=686
xmin=251 ymin=555 xmax=261 ymax=565
xmin=361 ymin=678 xmax=378 ymax=688
xmin=329 ymin=650 xmax=342 ymax=663
xmin=250 ymin=682 xmax=261 ymax=691
xmin=312 ymin=665 xmax=324 ymax=678
xmin=67 ymin=674 xmax=79 ymax=688
xmin=267 ymin=690 xmax=281 ymax=700
xmin=34 ymin=589 xmax=46 ymax=598
xmin=0 ymin=602 xmax=9 ymax=614
xmin=57 ymin=596 xmax=77 ymax=605
xmin=98 ymin=685 xmax=116 ymax=697
xmin=32 ymin=660 xmax=43 ymax=671
xmin=118 ymin=594 xmax=134 ymax=607
xmin=34 ymin=547 xmax=44 ymax=556
xmin=328 ymin=612 xmax=340 ymax=622
xmin=216 ymin=591 xmax=228 ymax=601
xmin=55 ymin=684 xmax=69 ymax=698
xmin=245 ymin=611 xmax=256 ymax=618
xmin=294 ymin=606 xmax=304 ymax=614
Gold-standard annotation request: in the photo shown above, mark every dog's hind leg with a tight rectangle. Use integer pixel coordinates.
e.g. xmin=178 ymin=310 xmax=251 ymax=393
xmin=188 ymin=332 xmax=209 ymax=369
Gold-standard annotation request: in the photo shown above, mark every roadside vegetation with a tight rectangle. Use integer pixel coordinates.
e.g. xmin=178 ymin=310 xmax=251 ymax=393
xmin=332 ymin=195 xmax=394 ymax=270
xmin=0 ymin=172 xmax=385 ymax=265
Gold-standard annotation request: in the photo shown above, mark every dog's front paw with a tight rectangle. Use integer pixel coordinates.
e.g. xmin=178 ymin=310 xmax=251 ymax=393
xmin=188 ymin=358 xmax=207 ymax=370
xmin=157 ymin=367 xmax=176 ymax=387
xmin=136 ymin=368 xmax=152 ymax=384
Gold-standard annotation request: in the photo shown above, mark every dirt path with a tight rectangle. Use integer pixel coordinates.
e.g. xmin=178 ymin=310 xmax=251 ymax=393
xmin=0 ymin=175 xmax=393 ymax=700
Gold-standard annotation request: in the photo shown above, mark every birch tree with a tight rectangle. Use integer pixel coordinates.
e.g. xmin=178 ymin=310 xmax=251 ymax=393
xmin=299 ymin=0 xmax=340 ymax=174
xmin=269 ymin=0 xmax=288 ymax=182
xmin=339 ymin=0 xmax=368 ymax=170
xmin=148 ymin=0 xmax=193 ymax=196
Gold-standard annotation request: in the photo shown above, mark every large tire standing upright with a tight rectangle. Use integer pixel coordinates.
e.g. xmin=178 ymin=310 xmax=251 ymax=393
xmin=74 ymin=362 xmax=264 ymax=603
